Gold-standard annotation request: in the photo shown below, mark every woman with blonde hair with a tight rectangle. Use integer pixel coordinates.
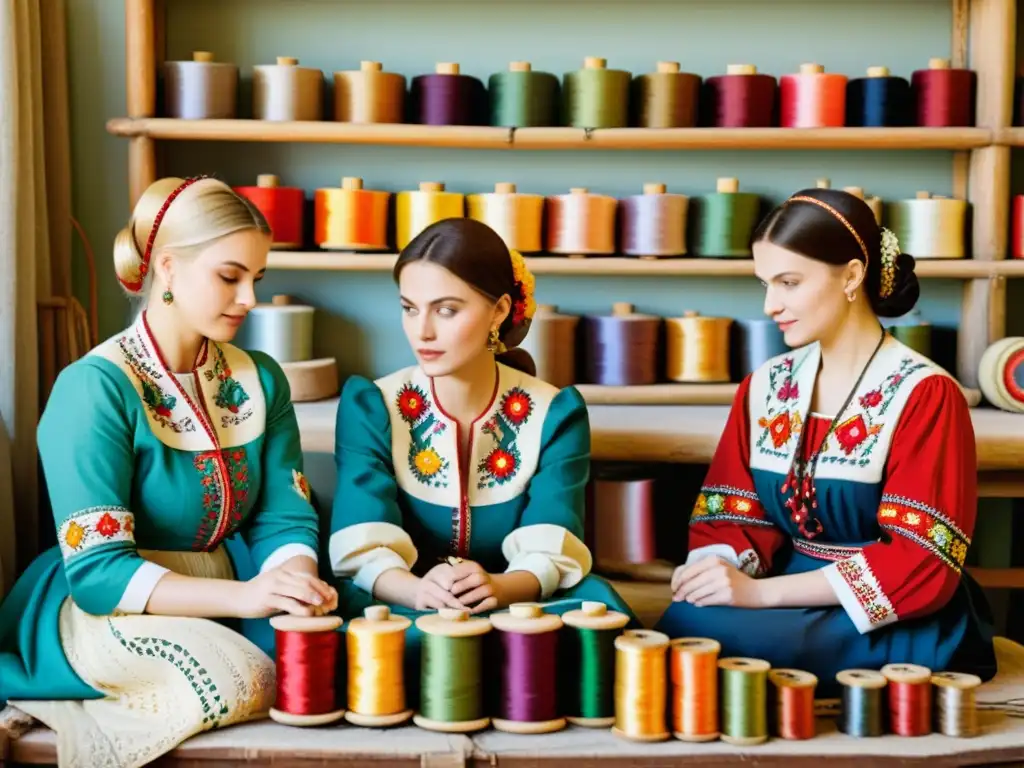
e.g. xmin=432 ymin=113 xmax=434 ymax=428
xmin=0 ymin=176 xmax=335 ymax=766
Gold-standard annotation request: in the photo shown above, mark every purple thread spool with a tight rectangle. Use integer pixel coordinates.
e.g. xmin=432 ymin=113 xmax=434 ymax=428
xmin=411 ymin=62 xmax=486 ymax=126
xmin=619 ymin=182 xmax=689 ymax=258
xmin=582 ymin=303 xmax=662 ymax=386
xmin=490 ymin=603 xmax=567 ymax=734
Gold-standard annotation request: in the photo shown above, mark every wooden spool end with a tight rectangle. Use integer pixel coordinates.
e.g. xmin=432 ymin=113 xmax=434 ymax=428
xmin=836 ymin=669 xmax=888 ymax=689
xmin=916 ymin=190 xmax=932 ymax=199
xmin=269 ymin=614 xmax=343 ymax=633
xmin=643 ymin=182 xmax=666 ymax=195
xmin=365 ymin=605 xmax=391 ymax=621
xmin=717 ymin=177 xmax=740 ymax=194
xmin=584 ymin=56 xmax=607 ymax=70
xmin=420 ymin=181 xmax=445 ymax=192
xmin=414 ymin=607 xmax=492 ymax=638
xmin=569 ymin=186 xmax=589 ymax=195
xmin=929 ymin=57 xmax=951 ymax=70
xmin=494 ymin=182 xmax=516 ymax=194
xmin=509 ymin=61 xmax=531 ymax=72
xmin=844 ymin=186 xmax=865 ymax=199
xmin=931 ymin=671 xmax=983 ymax=690
xmin=436 ymin=62 xmax=460 ymax=75
xmin=800 ymin=62 xmax=825 ymax=75
xmin=563 ymin=600 xmax=630 ymax=631
xmin=615 ymin=628 xmax=670 ymax=653
xmin=281 ymin=358 xmax=339 ymax=403
xmin=192 ymin=51 xmax=215 ymax=63
xmin=670 ymin=637 xmax=722 ymax=656
xmin=277 ymin=56 xmax=299 ymax=66
xmin=611 ymin=302 xmax=634 ymax=317
xmin=881 ymin=663 xmax=932 ymax=685
xmin=361 ymin=60 xmax=382 ymax=72
xmin=867 ymin=65 xmax=890 ymax=78
xmin=682 ymin=309 xmax=700 ymax=318
xmin=769 ymin=669 xmax=819 ymax=689
xmin=815 ymin=178 xmax=831 ymax=188
xmin=271 ymin=294 xmax=293 ymax=306
xmin=342 ymin=176 xmax=363 ymax=191
xmin=657 ymin=61 xmax=680 ymax=74
xmin=491 ymin=602 xmax=562 ymax=634
xmin=257 ymin=174 xmax=279 ymax=188
xmin=726 ymin=63 xmax=757 ymax=76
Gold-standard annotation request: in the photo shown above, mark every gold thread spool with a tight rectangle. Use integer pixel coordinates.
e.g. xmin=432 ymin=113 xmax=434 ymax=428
xmin=620 ymin=182 xmax=689 ymax=258
xmin=886 ymin=191 xmax=967 ymax=259
xmin=344 ymin=605 xmax=414 ymax=727
xmin=719 ymin=657 xmax=770 ymax=746
xmin=268 ymin=615 xmax=346 ymax=727
xmin=545 ymin=187 xmax=617 ymax=257
xmin=978 ymin=336 xmax=1024 ymax=413
xmin=931 ymin=671 xmax=982 ymax=738
xmin=518 ymin=304 xmax=579 ymax=388
xmin=665 ymin=311 xmax=732 ymax=383
xmin=669 ymin=637 xmax=721 ymax=743
xmin=631 ymin=61 xmax=701 ymax=128
xmin=613 ymin=629 xmax=670 ymax=742
xmin=314 ymin=176 xmax=391 ymax=251
xmin=253 ymin=56 xmax=324 ymax=121
xmin=412 ymin=608 xmax=492 ymax=733
xmin=333 ymin=60 xmax=407 ymax=123
xmin=562 ymin=601 xmax=631 ymax=728
xmin=164 ymin=50 xmax=238 ymax=119
xmin=466 ymin=182 xmax=544 ymax=253
xmin=396 ymin=182 xmax=466 ymax=250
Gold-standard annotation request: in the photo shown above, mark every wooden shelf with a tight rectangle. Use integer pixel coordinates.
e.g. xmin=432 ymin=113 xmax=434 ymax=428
xmin=105 ymin=118 xmax=993 ymax=151
xmin=267 ymin=251 xmax=1024 ymax=278
xmin=995 ymin=127 xmax=1024 ymax=146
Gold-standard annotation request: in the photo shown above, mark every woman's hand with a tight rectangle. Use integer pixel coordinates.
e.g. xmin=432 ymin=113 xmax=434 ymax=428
xmin=671 ymin=556 xmax=765 ymax=608
xmin=450 ymin=560 xmax=500 ymax=613
xmin=414 ymin=563 xmax=468 ymax=611
xmin=240 ymin=567 xmax=336 ymax=618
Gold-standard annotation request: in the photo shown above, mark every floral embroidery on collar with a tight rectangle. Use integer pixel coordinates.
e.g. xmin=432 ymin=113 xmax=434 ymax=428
xmin=477 ymin=387 xmax=534 ymax=489
xmin=756 ymin=355 xmax=804 ymax=457
xmin=205 ymin=344 xmax=253 ymax=428
xmin=397 ymin=382 xmax=451 ymax=488
xmin=117 ymin=333 xmax=196 ymax=434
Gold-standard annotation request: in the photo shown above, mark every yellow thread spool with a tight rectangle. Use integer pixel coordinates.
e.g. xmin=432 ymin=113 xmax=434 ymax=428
xmin=252 ymin=56 xmax=324 ymax=121
xmin=466 ymin=182 xmax=545 ymax=253
xmin=664 ymin=311 xmax=732 ymax=382
xmin=396 ymin=182 xmax=466 ymax=250
xmin=314 ymin=176 xmax=391 ymax=251
xmin=333 ymin=60 xmax=407 ymax=124
xmin=344 ymin=605 xmax=414 ymax=727
xmin=613 ymin=629 xmax=670 ymax=742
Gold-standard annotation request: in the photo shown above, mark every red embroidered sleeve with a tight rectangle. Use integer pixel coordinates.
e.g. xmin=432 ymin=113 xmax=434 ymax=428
xmin=823 ymin=375 xmax=976 ymax=634
xmin=687 ymin=375 xmax=786 ymax=576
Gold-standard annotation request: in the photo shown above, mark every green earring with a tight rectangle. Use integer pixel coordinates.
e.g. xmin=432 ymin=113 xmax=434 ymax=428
xmin=162 ymin=290 xmax=173 ymax=305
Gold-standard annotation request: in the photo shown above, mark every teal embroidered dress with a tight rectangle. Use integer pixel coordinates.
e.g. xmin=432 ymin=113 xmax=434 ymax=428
xmin=328 ymin=362 xmax=636 ymax=675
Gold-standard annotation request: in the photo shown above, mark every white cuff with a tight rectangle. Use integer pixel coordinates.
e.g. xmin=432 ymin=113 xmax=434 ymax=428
xmin=686 ymin=544 xmax=763 ymax=577
xmin=353 ymin=548 xmax=411 ymax=594
xmin=116 ymin=561 xmax=171 ymax=614
xmin=501 ymin=523 xmax=592 ymax=600
xmin=505 ymin=552 xmax=562 ymax=600
xmin=260 ymin=543 xmax=318 ymax=574
xmin=822 ymin=554 xmax=898 ymax=634
xmin=329 ymin=522 xmax=418 ymax=594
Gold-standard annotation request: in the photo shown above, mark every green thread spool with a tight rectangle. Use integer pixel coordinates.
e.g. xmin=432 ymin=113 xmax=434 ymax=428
xmin=489 ymin=61 xmax=560 ymax=127
xmin=691 ymin=177 xmax=762 ymax=258
xmin=561 ymin=601 xmax=630 ymax=727
xmin=886 ymin=191 xmax=967 ymax=259
xmin=719 ymin=657 xmax=770 ymax=746
xmin=413 ymin=608 xmax=492 ymax=733
xmin=888 ymin=309 xmax=932 ymax=358
xmin=564 ymin=57 xmax=631 ymax=128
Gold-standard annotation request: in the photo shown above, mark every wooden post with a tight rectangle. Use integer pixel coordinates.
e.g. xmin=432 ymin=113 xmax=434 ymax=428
xmin=125 ymin=0 xmax=158 ymax=207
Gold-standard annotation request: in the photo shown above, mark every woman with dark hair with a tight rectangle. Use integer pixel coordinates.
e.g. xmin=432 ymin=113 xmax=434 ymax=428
xmin=655 ymin=188 xmax=996 ymax=693
xmin=327 ymin=217 xmax=634 ymax=657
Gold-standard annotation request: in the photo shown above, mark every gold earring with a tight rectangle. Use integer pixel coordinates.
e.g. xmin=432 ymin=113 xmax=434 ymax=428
xmin=487 ymin=328 xmax=500 ymax=352
xmin=846 ymin=290 xmax=856 ymax=303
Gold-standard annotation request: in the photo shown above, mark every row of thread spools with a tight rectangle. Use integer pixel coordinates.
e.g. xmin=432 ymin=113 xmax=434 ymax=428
xmin=271 ymin=603 xmax=988 ymax=742
xmin=235 ymin=175 xmax=973 ymax=260
xmin=165 ymin=53 xmax=976 ymax=129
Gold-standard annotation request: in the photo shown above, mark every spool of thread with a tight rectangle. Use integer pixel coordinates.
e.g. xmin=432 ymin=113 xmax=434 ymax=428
xmin=631 ymin=61 xmax=701 ymax=128
xmin=488 ymin=61 xmax=560 ymax=127
xmin=911 ymin=58 xmax=977 ymax=127
xmin=846 ymin=66 xmax=912 ymax=127
xmin=466 ymin=182 xmax=544 ymax=253
xmin=664 ymin=311 xmax=732 ymax=382
xmin=718 ymin=657 xmax=770 ymax=746
xmin=842 ymin=185 xmax=884 ymax=224
xmin=582 ymin=303 xmax=661 ymax=386
xmin=592 ymin=475 xmax=658 ymax=573
xmin=563 ymin=57 xmax=631 ymax=129
xmin=252 ymin=56 xmax=324 ymax=121
xmin=282 ymin=359 xmax=340 ymax=403
xmin=701 ymin=64 xmax=776 ymax=127
xmin=411 ymin=63 xmax=486 ymax=126
xmin=779 ymin=63 xmax=847 ymax=128
xmin=239 ymin=295 xmax=314 ymax=364
xmin=931 ymin=671 xmax=982 ymax=738
xmin=613 ymin=629 xmax=670 ymax=742
xmin=412 ymin=608 xmax=492 ymax=733
xmin=233 ymin=175 xmax=305 ymax=249
xmin=768 ymin=669 xmax=817 ymax=740
xmin=881 ymin=663 xmax=932 ymax=737
xmin=815 ymin=178 xmax=831 ymax=188
xmin=978 ymin=336 xmax=1024 ymax=414
xmin=314 ymin=176 xmax=391 ymax=251
xmin=1011 ymin=195 xmax=1024 ymax=259
xmin=163 ymin=51 xmax=238 ymax=119
xmin=268 ymin=615 xmax=345 ymax=726
xmin=731 ymin=319 xmax=788 ymax=378
xmin=691 ymin=177 xmax=761 ymax=258
xmin=836 ymin=669 xmax=887 ymax=737
xmin=333 ymin=61 xmax=407 ymax=124
xmin=396 ymin=182 xmax=465 ymax=250
xmin=619 ymin=183 xmax=689 ymax=258
xmin=344 ymin=605 xmax=414 ymax=727
xmin=886 ymin=191 xmax=967 ymax=259
xmin=490 ymin=603 xmax=566 ymax=734
xmin=518 ymin=304 xmax=579 ymax=388
xmin=669 ymin=637 xmax=720 ymax=743
xmin=888 ymin=308 xmax=932 ymax=358
xmin=561 ymin=601 xmax=631 ymax=728
xmin=545 ymin=187 xmax=617 ymax=256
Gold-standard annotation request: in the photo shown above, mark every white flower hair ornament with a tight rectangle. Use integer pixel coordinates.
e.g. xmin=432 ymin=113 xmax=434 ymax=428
xmin=879 ymin=227 xmax=900 ymax=299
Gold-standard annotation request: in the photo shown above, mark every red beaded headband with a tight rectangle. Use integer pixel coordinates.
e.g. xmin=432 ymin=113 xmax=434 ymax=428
xmin=120 ymin=175 xmax=208 ymax=292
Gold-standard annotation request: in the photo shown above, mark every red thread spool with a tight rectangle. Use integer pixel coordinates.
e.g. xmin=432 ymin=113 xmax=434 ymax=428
xmin=881 ymin=663 xmax=932 ymax=737
xmin=769 ymin=669 xmax=818 ymax=740
xmin=911 ymin=58 xmax=977 ymax=126
xmin=233 ymin=174 xmax=305 ymax=250
xmin=1011 ymin=195 xmax=1024 ymax=259
xmin=269 ymin=615 xmax=346 ymax=726
xmin=779 ymin=63 xmax=847 ymax=128
xmin=702 ymin=64 xmax=776 ymax=127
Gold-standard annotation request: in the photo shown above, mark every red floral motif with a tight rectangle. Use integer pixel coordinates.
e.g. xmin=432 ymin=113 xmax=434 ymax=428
xmin=501 ymin=389 xmax=533 ymax=425
xmin=486 ymin=449 xmax=517 ymax=479
xmin=833 ymin=414 xmax=881 ymax=455
xmin=397 ymin=384 xmax=428 ymax=423
xmin=859 ymin=389 xmax=883 ymax=408
xmin=95 ymin=512 xmax=121 ymax=538
xmin=777 ymin=379 xmax=799 ymax=402
xmin=767 ymin=411 xmax=792 ymax=448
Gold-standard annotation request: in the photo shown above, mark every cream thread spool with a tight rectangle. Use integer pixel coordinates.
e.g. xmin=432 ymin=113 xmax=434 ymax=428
xmin=344 ymin=605 xmax=414 ymax=727
xmin=396 ymin=182 xmax=466 ymax=250
xmin=239 ymin=294 xmax=315 ymax=364
xmin=466 ymin=182 xmax=544 ymax=253
xmin=164 ymin=50 xmax=239 ymax=119
xmin=518 ymin=304 xmax=580 ymax=388
xmin=620 ymin=182 xmax=689 ymax=258
xmin=886 ymin=190 xmax=967 ymax=259
xmin=665 ymin=311 xmax=732 ymax=383
xmin=545 ymin=187 xmax=618 ymax=257
xmin=333 ymin=60 xmax=407 ymax=124
xmin=253 ymin=56 xmax=324 ymax=121
xmin=978 ymin=336 xmax=1024 ymax=413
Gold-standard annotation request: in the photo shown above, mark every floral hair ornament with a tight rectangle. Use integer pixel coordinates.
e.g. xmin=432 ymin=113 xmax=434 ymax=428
xmin=508 ymin=248 xmax=537 ymax=326
xmin=879 ymin=227 xmax=900 ymax=299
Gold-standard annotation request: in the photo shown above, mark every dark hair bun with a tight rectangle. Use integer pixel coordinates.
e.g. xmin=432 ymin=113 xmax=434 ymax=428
xmin=496 ymin=347 xmax=537 ymax=377
xmin=870 ymin=250 xmax=919 ymax=318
